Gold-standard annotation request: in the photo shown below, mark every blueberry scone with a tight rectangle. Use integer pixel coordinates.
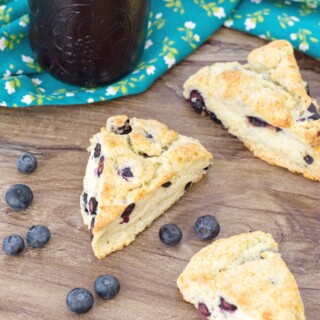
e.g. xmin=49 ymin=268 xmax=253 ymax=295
xmin=81 ymin=115 xmax=213 ymax=259
xmin=177 ymin=231 xmax=305 ymax=320
xmin=183 ymin=40 xmax=320 ymax=181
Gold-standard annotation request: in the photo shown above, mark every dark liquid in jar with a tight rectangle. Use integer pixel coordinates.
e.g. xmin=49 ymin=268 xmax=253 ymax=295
xmin=29 ymin=0 xmax=150 ymax=87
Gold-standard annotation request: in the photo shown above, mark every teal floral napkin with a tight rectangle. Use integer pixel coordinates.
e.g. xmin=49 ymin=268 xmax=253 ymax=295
xmin=0 ymin=0 xmax=319 ymax=107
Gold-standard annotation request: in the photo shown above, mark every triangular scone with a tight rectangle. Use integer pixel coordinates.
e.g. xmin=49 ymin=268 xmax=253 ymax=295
xmin=80 ymin=115 xmax=213 ymax=259
xmin=177 ymin=231 xmax=305 ymax=320
xmin=183 ymin=40 xmax=320 ymax=181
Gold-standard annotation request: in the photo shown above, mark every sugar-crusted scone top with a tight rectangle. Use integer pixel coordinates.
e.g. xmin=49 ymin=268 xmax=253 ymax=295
xmin=177 ymin=231 xmax=305 ymax=320
xmin=86 ymin=115 xmax=213 ymax=239
xmin=183 ymin=40 xmax=320 ymax=156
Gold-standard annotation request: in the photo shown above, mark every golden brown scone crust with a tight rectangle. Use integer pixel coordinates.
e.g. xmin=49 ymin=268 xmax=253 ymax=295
xmin=81 ymin=115 xmax=213 ymax=259
xmin=177 ymin=231 xmax=305 ymax=320
xmin=183 ymin=40 xmax=320 ymax=180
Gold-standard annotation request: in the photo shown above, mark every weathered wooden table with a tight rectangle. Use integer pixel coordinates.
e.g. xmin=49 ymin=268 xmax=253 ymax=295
xmin=0 ymin=28 xmax=319 ymax=320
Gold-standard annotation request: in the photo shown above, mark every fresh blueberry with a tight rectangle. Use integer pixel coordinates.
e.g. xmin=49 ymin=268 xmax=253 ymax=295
xmin=159 ymin=224 xmax=182 ymax=246
xmin=5 ymin=184 xmax=33 ymax=211
xmin=95 ymin=274 xmax=120 ymax=300
xmin=26 ymin=225 xmax=51 ymax=248
xmin=194 ymin=215 xmax=220 ymax=241
xmin=3 ymin=234 xmax=25 ymax=256
xmin=16 ymin=153 xmax=37 ymax=174
xmin=66 ymin=288 xmax=94 ymax=314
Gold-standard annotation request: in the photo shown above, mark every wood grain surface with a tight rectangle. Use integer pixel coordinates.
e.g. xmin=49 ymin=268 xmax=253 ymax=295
xmin=0 ymin=28 xmax=319 ymax=320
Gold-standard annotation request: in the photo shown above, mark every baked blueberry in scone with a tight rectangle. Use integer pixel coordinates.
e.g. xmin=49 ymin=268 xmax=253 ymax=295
xmin=177 ymin=231 xmax=305 ymax=320
xmin=183 ymin=40 xmax=320 ymax=181
xmin=81 ymin=115 xmax=213 ymax=259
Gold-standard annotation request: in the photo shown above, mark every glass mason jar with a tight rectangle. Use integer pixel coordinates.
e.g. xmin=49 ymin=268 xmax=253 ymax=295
xmin=28 ymin=0 xmax=150 ymax=87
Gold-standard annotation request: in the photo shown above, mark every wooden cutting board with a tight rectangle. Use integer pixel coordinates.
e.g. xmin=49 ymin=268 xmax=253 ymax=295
xmin=0 ymin=28 xmax=319 ymax=320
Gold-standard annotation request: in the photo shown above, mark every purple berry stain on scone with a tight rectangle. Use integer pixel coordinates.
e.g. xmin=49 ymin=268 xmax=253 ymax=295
xmin=94 ymin=143 xmax=101 ymax=158
xmin=298 ymin=103 xmax=320 ymax=122
xmin=198 ymin=303 xmax=211 ymax=318
xmin=162 ymin=182 xmax=172 ymax=188
xmin=90 ymin=217 xmax=95 ymax=239
xmin=111 ymin=119 xmax=132 ymax=135
xmin=120 ymin=203 xmax=135 ymax=224
xmin=188 ymin=91 xmax=223 ymax=125
xmin=208 ymin=111 xmax=222 ymax=125
xmin=219 ymin=297 xmax=237 ymax=313
xmin=185 ymin=181 xmax=192 ymax=191
xmin=146 ymin=133 xmax=153 ymax=139
xmin=89 ymin=197 xmax=98 ymax=215
xmin=188 ymin=90 xmax=207 ymax=116
xmin=247 ymin=116 xmax=281 ymax=132
xmin=97 ymin=156 xmax=105 ymax=177
xmin=307 ymin=103 xmax=320 ymax=121
xmin=118 ymin=167 xmax=134 ymax=181
xmin=83 ymin=192 xmax=89 ymax=213
xmin=304 ymin=155 xmax=314 ymax=165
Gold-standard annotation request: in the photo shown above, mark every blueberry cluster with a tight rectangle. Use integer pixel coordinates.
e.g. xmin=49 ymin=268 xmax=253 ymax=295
xmin=66 ymin=274 xmax=120 ymax=314
xmin=3 ymin=154 xmax=50 ymax=254
xmin=3 ymin=225 xmax=51 ymax=255
xmin=159 ymin=215 xmax=220 ymax=246
xmin=5 ymin=153 xmax=38 ymax=211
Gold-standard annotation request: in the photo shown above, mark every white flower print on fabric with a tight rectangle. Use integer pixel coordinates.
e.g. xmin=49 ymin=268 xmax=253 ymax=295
xmin=245 ymin=18 xmax=256 ymax=31
xmin=87 ymin=98 xmax=94 ymax=103
xmin=19 ymin=20 xmax=27 ymax=27
xmin=21 ymin=95 xmax=33 ymax=105
xmin=106 ymin=86 xmax=117 ymax=96
xmin=31 ymin=78 xmax=42 ymax=85
xmin=194 ymin=34 xmax=200 ymax=42
xmin=214 ymin=7 xmax=225 ymax=19
xmin=5 ymin=81 xmax=15 ymax=94
xmin=145 ymin=39 xmax=153 ymax=49
xmin=3 ymin=70 xmax=11 ymax=78
xmin=299 ymin=42 xmax=309 ymax=52
xmin=146 ymin=65 xmax=156 ymax=75
xmin=156 ymin=13 xmax=163 ymax=19
xmin=66 ymin=92 xmax=75 ymax=97
xmin=290 ymin=33 xmax=298 ymax=40
xmin=21 ymin=55 xmax=34 ymax=63
xmin=0 ymin=37 xmax=7 ymax=51
xmin=224 ymin=19 xmax=234 ymax=27
xmin=0 ymin=101 xmax=7 ymax=106
xmin=164 ymin=55 xmax=176 ymax=68
xmin=184 ymin=21 xmax=196 ymax=29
